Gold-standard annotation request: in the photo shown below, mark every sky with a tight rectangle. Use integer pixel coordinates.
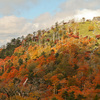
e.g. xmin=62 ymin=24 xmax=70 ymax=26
xmin=0 ymin=0 xmax=100 ymax=46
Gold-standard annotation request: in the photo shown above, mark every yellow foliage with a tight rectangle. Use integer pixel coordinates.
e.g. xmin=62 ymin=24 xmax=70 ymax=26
xmin=14 ymin=46 xmax=24 ymax=54
xmin=10 ymin=95 xmax=26 ymax=100
xmin=88 ymin=26 xmax=94 ymax=31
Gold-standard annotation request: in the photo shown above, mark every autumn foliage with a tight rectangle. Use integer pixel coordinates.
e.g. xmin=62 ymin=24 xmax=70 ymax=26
xmin=0 ymin=21 xmax=100 ymax=100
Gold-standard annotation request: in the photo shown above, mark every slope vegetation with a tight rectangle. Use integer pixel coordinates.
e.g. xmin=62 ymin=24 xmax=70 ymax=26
xmin=0 ymin=21 xmax=100 ymax=100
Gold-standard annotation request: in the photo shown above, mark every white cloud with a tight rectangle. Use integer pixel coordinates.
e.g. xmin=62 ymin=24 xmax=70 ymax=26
xmin=75 ymin=9 xmax=100 ymax=20
xmin=0 ymin=16 xmax=34 ymax=46
xmin=33 ymin=13 xmax=55 ymax=29
xmin=0 ymin=16 xmax=33 ymax=34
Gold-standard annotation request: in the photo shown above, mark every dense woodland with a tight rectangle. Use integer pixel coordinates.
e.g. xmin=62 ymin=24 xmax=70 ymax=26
xmin=0 ymin=20 xmax=100 ymax=100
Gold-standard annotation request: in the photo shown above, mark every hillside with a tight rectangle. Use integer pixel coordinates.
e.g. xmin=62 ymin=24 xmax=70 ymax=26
xmin=0 ymin=20 xmax=100 ymax=100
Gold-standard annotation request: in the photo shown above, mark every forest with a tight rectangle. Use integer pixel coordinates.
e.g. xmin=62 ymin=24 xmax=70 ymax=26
xmin=0 ymin=20 xmax=100 ymax=100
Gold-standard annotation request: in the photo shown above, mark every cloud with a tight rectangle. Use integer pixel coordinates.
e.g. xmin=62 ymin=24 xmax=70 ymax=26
xmin=60 ymin=0 xmax=100 ymax=11
xmin=56 ymin=0 xmax=100 ymax=20
xmin=52 ymin=0 xmax=100 ymax=21
xmin=75 ymin=9 xmax=100 ymax=20
xmin=0 ymin=16 xmax=33 ymax=34
xmin=0 ymin=0 xmax=39 ymax=15
xmin=0 ymin=16 xmax=34 ymax=46
xmin=33 ymin=13 xmax=54 ymax=29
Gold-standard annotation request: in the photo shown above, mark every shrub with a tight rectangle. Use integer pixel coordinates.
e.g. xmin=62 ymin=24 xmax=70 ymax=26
xmin=88 ymin=26 xmax=94 ymax=31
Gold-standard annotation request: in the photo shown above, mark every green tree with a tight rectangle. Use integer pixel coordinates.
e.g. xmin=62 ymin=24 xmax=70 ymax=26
xmin=69 ymin=91 xmax=75 ymax=100
xmin=52 ymin=97 xmax=58 ymax=100
xmin=18 ymin=58 xmax=23 ymax=66
xmin=94 ymin=95 xmax=99 ymax=100
xmin=62 ymin=91 xmax=69 ymax=100
xmin=77 ymin=94 xmax=86 ymax=100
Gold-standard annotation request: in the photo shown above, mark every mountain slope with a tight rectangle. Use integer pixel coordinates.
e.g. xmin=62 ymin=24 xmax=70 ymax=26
xmin=0 ymin=20 xmax=100 ymax=100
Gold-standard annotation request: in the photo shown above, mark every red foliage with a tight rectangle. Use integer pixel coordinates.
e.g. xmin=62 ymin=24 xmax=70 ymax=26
xmin=46 ymin=55 xmax=56 ymax=64
xmin=96 ymin=35 xmax=100 ymax=39
xmin=47 ymin=38 xmax=50 ymax=42
xmin=54 ymin=39 xmax=59 ymax=44
xmin=73 ymin=35 xmax=79 ymax=39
